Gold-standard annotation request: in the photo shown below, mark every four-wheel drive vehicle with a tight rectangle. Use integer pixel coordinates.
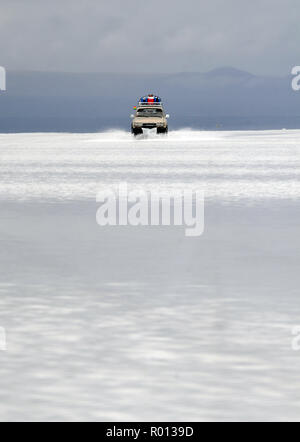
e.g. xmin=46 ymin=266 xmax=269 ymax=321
xmin=131 ymin=102 xmax=169 ymax=136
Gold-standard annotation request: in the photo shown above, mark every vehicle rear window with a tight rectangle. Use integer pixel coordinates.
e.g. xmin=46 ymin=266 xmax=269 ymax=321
xmin=137 ymin=108 xmax=163 ymax=116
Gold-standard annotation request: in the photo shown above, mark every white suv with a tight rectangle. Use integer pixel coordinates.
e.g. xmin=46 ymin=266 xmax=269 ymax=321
xmin=131 ymin=103 xmax=169 ymax=136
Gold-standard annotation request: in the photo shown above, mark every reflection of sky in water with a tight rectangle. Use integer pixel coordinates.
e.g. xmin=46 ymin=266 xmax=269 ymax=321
xmin=1 ymin=129 xmax=300 ymax=201
xmin=0 ymin=130 xmax=300 ymax=421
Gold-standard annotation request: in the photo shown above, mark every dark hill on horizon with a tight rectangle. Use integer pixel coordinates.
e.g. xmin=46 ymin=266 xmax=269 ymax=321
xmin=0 ymin=68 xmax=299 ymax=132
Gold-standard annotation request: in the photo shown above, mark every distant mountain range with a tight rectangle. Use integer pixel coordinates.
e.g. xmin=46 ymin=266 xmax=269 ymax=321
xmin=0 ymin=67 xmax=299 ymax=132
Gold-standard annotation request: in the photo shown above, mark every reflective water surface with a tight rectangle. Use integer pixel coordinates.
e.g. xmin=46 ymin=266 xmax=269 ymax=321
xmin=0 ymin=130 xmax=300 ymax=421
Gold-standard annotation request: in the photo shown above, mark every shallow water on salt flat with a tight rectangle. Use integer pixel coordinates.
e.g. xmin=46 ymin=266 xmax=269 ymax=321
xmin=0 ymin=130 xmax=300 ymax=421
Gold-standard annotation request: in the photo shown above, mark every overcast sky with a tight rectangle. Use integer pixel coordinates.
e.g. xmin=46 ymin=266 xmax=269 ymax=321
xmin=0 ymin=0 xmax=298 ymax=75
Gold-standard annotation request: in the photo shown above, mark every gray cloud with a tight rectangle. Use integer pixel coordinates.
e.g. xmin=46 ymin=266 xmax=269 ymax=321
xmin=0 ymin=0 xmax=299 ymax=75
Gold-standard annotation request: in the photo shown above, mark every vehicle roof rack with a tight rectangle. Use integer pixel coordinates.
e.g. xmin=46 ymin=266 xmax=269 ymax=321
xmin=138 ymin=102 xmax=163 ymax=107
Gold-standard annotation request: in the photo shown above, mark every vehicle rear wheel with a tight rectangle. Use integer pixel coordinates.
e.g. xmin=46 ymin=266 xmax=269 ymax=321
xmin=131 ymin=126 xmax=143 ymax=136
xmin=157 ymin=126 xmax=168 ymax=135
